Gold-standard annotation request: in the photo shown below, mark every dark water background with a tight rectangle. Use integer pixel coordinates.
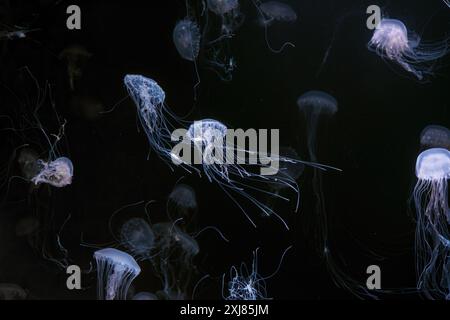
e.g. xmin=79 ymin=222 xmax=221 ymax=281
xmin=0 ymin=0 xmax=449 ymax=299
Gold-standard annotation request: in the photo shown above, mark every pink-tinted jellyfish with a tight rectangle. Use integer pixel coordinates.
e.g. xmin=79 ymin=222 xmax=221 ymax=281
xmin=253 ymin=0 xmax=297 ymax=53
xmin=413 ymin=148 xmax=450 ymax=299
xmin=94 ymin=248 xmax=141 ymax=300
xmin=420 ymin=125 xmax=450 ymax=150
xmin=30 ymin=157 xmax=73 ymax=188
xmin=368 ymin=18 xmax=450 ymax=81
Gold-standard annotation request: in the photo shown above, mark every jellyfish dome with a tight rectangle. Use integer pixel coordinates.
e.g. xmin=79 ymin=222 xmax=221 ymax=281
xmin=368 ymin=18 xmax=450 ymax=80
xmin=173 ymin=19 xmax=201 ymax=62
xmin=207 ymin=0 xmax=239 ymax=15
xmin=258 ymin=1 xmax=297 ymax=25
xmin=420 ymin=125 xmax=450 ymax=150
xmin=297 ymin=91 xmax=338 ymax=116
xmin=120 ymin=218 xmax=155 ymax=259
xmin=132 ymin=292 xmax=158 ymax=300
xmin=94 ymin=248 xmax=141 ymax=300
xmin=31 ymin=157 xmax=73 ymax=188
xmin=415 ymin=148 xmax=450 ymax=181
xmin=167 ymin=184 xmax=198 ymax=223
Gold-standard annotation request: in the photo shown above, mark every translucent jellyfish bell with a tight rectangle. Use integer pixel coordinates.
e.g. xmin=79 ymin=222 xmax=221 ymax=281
xmin=0 ymin=284 xmax=27 ymax=300
xmin=297 ymin=90 xmax=338 ymax=162
xmin=17 ymin=148 xmax=41 ymax=180
xmin=120 ymin=218 xmax=155 ymax=260
xmin=207 ymin=0 xmax=239 ymax=15
xmin=258 ymin=1 xmax=298 ymax=26
xmin=132 ymin=292 xmax=158 ymax=300
xmin=368 ymin=18 xmax=450 ymax=81
xmin=420 ymin=125 xmax=450 ymax=150
xmin=173 ymin=19 xmax=201 ymax=62
xmin=413 ymin=148 xmax=450 ymax=299
xmin=94 ymin=248 xmax=141 ymax=300
xmin=31 ymin=157 xmax=73 ymax=188
xmin=167 ymin=184 xmax=198 ymax=223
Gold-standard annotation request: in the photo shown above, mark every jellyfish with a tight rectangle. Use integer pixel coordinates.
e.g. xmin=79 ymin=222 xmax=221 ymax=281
xmin=120 ymin=218 xmax=155 ymax=260
xmin=59 ymin=44 xmax=92 ymax=90
xmin=17 ymin=147 xmax=41 ymax=181
xmin=167 ymin=184 xmax=198 ymax=225
xmin=0 ymin=284 xmax=27 ymax=300
xmin=30 ymin=157 xmax=73 ymax=188
xmin=132 ymin=292 xmax=158 ymax=300
xmin=413 ymin=148 xmax=450 ymax=299
xmin=223 ymin=247 xmax=291 ymax=300
xmin=368 ymin=18 xmax=450 ymax=81
xmin=420 ymin=125 xmax=450 ymax=150
xmin=94 ymin=248 xmax=141 ymax=300
xmin=173 ymin=19 xmax=201 ymax=62
xmin=206 ymin=0 xmax=243 ymax=35
xmin=252 ymin=0 xmax=297 ymax=53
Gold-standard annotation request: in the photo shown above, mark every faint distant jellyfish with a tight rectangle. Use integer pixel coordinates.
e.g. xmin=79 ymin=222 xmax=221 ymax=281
xmin=254 ymin=0 xmax=297 ymax=53
xmin=413 ymin=148 xmax=450 ymax=299
xmin=173 ymin=19 xmax=201 ymax=62
xmin=0 ymin=284 xmax=27 ymax=300
xmin=120 ymin=218 xmax=155 ymax=260
xmin=368 ymin=18 xmax=450 ymax=81
xmin=167 ymin=184 xmax=198 ymax=224
xmin=132 ymin=292 xmax=158 ymax=300
xmin=17 ymin=147 xmax=41 ymax=180
xmin=207 ymin=0 xmax=243 ymax=34
xmin=59 ymin=45 xmax=92 ymax=90
xmin=420 ymin=125 xmax=450 ymax=150
xmin=30 ymin=157 xmax=73 ymax=188
xmin=297 ymin=91 xmax=338 ymax=162
xmin=94 ymin=248 xmax=141 ymax=300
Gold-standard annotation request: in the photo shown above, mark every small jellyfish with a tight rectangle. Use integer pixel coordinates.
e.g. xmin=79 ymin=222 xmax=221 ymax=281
xmin=0 ymin=284 xmax=27 ymax=300
xmin=420 ymin=125 xmax=450 ymax=150
xmin=17 ymin=147 xmax=41 ymax=180
xmin=173 ymin=19 xmax=201 ymax=62
xmin=167 ymin=184 xmax=198 ymax=224
xmin=413 ymin=148 xmax=450 ymax=299
xmin=132 ymin=292 xmax=158 ymax=300
xmin=297 ymin=91 xmax=338 ymax=162
xmin=207 ymin=0 xmax=243 ymax=34
xmin=30 ymin=157 xmax=73 ymax=188
xmin=94 ymin=248 xmax=141 ymax=300
xmin=254 ymin=0 xmax=297 ymax=53
xmin=120 ymin=218 xmax=155 ymax=260
xmin=59 ymin=44 xmax=92 ymax=90
xmin=368 ymin=18 xmax=450 ymax=81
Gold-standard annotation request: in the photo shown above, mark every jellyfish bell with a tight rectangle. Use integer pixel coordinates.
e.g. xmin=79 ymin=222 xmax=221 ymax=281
xmin=420 ymin=125 xmax=450 ymax=150
xmin=31 ymin=157 xmax=73 ymax=188
xmin=132 ymin=292 xmax=158 ymax=300
xmin=17 ymin=147 xmax=41 ymax=180
xmin=167 ymin=184 xmax=198 ymax=223
xmin=120 ymin=218 xmax=155 ymax=260
xmin=94 ymin=248 xmax=141 ymax=300
xmin=257 ymin=1 xmax=298 ymax=26
xmin=415 ymin=148 xmax=450 ymax=181
xmin=173 ymin=19 xmax=201 ymax=62
xmin=0 ymin=284 xmax=27 ymax=300
xmin=207 ymin=0 xmax=239 ymax=15
xmin=368 ymin=18 xmax=450 ymax=81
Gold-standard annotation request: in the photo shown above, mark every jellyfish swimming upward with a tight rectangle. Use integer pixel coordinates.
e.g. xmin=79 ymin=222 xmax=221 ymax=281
xmin=368 ymin=18 xmax=450 ymax=81
xmin=413 ymin=148 xmax=450 ymax=299
xmin=94 ymin=248 xmax=141 ymax=300
xmin=420 ymin=125 xmax=450 ymax=150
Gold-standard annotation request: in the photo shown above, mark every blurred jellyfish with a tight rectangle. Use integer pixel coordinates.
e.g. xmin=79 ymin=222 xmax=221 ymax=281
xmin=207 ymin=0 xmax=243 ymax=35
xmin=0 ymin=284 xmax=27 ymax=300
xmin=223 ymin=247 xmax=291 ymax=300
xmin=59 ymin=44 xmax=92 ymax=90
xmin=94 ymin=248 xmax=141 ymax=300
xmin=17 ymin=147 xmax=41 ymax=180
xmin=420 ymin=125 xmax=450 ymax=150
xmin=167 ymin=184 xmax=198 ymax=225
xmin=120 ymin=218 xmax=155 ymax=260
xmin=254 ymin=0 xmax=297 ymax=53
xmin=368 ymin=18 xmax=450 ymax=81
xmin=132 ymin=292 xmax=158 ymax=300
xmin=30 ymin=157 xmax=73 ymax=188
xmin=413 ymin=148 xmax=450 ymax=299
xmin=173 ymin=19 xmax=201 ymax=62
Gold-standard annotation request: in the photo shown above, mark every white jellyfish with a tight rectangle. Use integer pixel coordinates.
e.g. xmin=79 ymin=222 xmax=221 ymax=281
xmin=420 ymin=125 xmax=450 ymax=150
xmin=120 ymin=218 xmax=155 ymax=260
xmin=173 ymin=19 xmax=201 ymax=62
xmin=413 ymin=148 xmax=450 ymax=299
xmin=368 ymin=18 xmax=450 ymax=81
xmin=94 ymin=248 xmax=141 ymax=300
xmin=30 ymin=157 xmax=73 ymax=188
xmin=253 ymin=0 xmax=297 ymax=53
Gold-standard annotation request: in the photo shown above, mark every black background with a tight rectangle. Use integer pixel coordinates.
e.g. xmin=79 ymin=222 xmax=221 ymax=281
xmin=0 ymin=0 xmax=449 ymax=300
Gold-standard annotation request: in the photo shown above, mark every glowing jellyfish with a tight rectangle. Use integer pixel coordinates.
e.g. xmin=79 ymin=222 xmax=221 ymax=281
xmin=413 ymin=148 xmax=450 ymax=299
xmin=297 ymin=91 xmax=338 ymax=162
xmin=0 ymin=284 xmax=27 ymax=300
xmin=94 ymin=248 xmax=141 ymax=300
xmin=132 ymin=292 xmax=158 ymax=300
xmin=207 ymin=0 xmax=243 ymax=34
xmin=120 ymin=218 xmax=155 ymax=260
xmin=368 ymin=18 xmax=450 ymax=81
xmin=17 ymin=148 xmax=41 ymax=180
xmin=167 ymin=184 xmax=198 ymax=224
xmin=30 ymin=157 xmax=73 ymax=188
xmin=420 ymin=125 xmax=450 ymax=150
xmin=173 ymin=19 xmax=201 ymax=62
